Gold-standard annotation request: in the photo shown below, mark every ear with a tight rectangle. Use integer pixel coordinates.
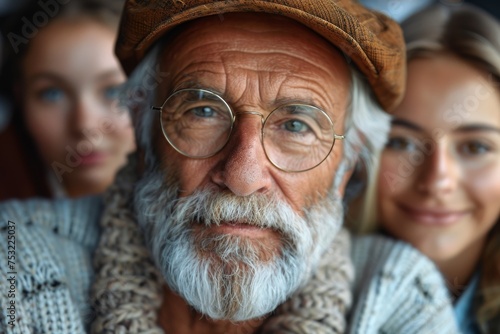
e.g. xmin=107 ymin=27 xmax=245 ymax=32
xmin=334 ymin=157 xmax=357 ymax=198
xmin=337 ymin=156 xmax=370 ymax=204
xmin=337 ymin=163 xmax=356 ymax=197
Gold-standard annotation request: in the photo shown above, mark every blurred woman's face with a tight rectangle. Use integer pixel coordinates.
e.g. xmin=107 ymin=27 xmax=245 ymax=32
xmin=22 ymin=19 xmax=135 ymax=197
xmin=377 ymin=54 xmax=500 ymax=263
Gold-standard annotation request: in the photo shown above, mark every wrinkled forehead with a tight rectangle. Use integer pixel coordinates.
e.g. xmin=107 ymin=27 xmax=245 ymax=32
xmin=156 ymin=13 xmax=351 ymax=104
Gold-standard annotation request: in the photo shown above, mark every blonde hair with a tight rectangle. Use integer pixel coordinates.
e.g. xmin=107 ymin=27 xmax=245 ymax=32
xmin=351 ymin=4 xmax=500 ymax=332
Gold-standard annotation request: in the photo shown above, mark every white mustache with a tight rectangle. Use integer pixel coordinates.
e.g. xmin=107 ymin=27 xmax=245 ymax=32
xmin=168 ymin=186 xmax=314 ymax=255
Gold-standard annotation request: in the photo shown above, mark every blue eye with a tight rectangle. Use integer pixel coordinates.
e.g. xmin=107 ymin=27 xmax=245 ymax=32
xmin=39 ymin=88 xmax=64 ymax=102
xmin=192 ymin=106 xmax=215 ymax=117
xmin=104 ymin=86 xmax=120 ymax=100
xmin=385 ymin=136 xmax=418 ymax=151
xmin=284 ymin=119 xmax=308 ymax=133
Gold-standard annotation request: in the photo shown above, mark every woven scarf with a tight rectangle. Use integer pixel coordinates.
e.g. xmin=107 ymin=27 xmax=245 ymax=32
xmin=90 ymin=154 xmax=353 ymax=333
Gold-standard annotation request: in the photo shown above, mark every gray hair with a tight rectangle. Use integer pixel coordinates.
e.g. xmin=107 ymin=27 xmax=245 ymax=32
xmin=120 ymin=43 xmax=390 ymax=181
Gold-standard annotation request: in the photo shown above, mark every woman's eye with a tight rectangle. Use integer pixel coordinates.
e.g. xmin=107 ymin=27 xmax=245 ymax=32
xmin=459 ymin=141 xmax=491 ymax=156
xmin=385 ymin=136 xmax=418 ymax=151
xmin=39 ymin=88 xmax=64 ymax=102
xmin=284 ymin=119 xmax=309 ymax=133
xmin=104 ymin=86 xmax=120 ymax=100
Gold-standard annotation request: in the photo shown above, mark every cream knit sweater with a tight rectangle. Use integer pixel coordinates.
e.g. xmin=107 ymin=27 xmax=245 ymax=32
xmin=0 ymin=197 xmax=458 ymax=333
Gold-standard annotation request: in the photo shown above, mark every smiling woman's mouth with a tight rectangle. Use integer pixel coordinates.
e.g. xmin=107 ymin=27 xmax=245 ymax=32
xmin=399 ymin=204 xmax=469 ymax=226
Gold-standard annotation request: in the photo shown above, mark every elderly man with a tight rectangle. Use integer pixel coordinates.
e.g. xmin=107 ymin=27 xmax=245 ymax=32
xmin=0 ymin=1 xmax=459 ymax=333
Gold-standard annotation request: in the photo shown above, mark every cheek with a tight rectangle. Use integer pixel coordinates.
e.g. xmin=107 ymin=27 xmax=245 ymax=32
xmin=467 ymin=164 xmax=500 ymax=225
xmin=176 ymin=160 xmax=215 ymax=197
xmin=24 ymin=109 xmax=67 ymax=162
xmin=277 ymin=172 xmax=331 ymax=211
xmin=156 ymin=139 xmax=212 ymax=195
xmin=310 ymin=166 xmax=335 ymax=196
xmin=292 ymin=154 xmax=338 ymax=205
xmin=112 ymin=110 xmax=133 ymax=128
xmin=376 ymin=155 xmax=410 ymax=223
xmin=107 ymin=113 xmax=136 ymax=149
xmin=377 ymin=154 xmax=410 ymax=196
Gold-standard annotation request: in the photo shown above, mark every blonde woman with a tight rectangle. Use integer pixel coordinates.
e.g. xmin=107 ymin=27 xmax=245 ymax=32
xmin=353 ymin=4 xmax=500 ymax=333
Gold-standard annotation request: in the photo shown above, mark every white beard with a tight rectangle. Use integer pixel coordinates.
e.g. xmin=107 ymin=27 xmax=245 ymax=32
xmin=134 ymin=166 xmax=344 ymax=321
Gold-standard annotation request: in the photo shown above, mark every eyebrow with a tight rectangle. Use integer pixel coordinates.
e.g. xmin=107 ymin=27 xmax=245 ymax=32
xmin=391 ymin=118 xmax=500 ymax=134
xmin=173 ymin=83 xmax=329 ymax=111
xmin=455 ymin=124 xmax=500 ymax=134
xmin=28 ymin=72 xmax=64 ymax=84
xmin=273 ymin=97 xmax=324 ymax=109
xmin=391 ymin=118 xmax=424 ymax=132
xmin=28 ymin=69 xmax=122 ymax=84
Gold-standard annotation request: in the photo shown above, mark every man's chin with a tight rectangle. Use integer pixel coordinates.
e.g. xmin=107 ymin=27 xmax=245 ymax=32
xmin=160 ymin=229 xmax=300 ymax=321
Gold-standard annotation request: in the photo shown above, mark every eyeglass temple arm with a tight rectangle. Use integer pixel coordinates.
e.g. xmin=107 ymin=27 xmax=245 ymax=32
xmin=334 ymin=134 xmax=345 ymax=140
xmin=151 ymin=106 xmax=162 ymax=111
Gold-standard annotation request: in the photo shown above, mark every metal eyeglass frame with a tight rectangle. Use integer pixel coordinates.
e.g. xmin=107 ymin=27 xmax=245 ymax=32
xmin=151 ymin=88 xmax=345 ymax=173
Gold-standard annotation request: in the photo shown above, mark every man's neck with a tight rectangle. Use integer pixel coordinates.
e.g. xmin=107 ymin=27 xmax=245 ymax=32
xmin=158 ymin=286 xmax=265 ymax=334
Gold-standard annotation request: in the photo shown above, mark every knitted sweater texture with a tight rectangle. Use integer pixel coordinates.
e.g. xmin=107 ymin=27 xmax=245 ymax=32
xmin=0 ymin=197 xmax=102 ymax=333
xmin=0 ymin=197 xmax=459 ymax=333
xmin=348 ymin=236 xmax=459 ymax=334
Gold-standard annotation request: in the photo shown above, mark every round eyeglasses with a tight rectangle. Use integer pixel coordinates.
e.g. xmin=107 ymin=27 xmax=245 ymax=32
xmin=151 ymin=88 xmax=345 ymax=172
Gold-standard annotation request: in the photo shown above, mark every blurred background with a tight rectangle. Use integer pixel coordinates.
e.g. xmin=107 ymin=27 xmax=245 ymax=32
xmin=358 ymin=0 xmax=500 ymax=21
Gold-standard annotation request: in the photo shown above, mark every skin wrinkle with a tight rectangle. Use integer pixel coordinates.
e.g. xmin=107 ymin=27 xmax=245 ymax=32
xmin=223 ymin=52 xmax=343 ymax=113
xmin=162 ymin=20 xmax=348 ymax=112
xmin=163 ymin=53 xmax=347 ymax=120
xmin=167 ymin=55 xmax=340 ymax=116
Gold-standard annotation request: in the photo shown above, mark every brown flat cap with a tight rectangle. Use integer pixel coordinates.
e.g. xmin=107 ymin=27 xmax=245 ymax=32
xmin=116 ymin=0 xmax=405 ymax=111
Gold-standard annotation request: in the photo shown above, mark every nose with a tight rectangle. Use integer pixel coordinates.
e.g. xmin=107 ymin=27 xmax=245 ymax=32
xmin=211 ymin=113 xmax=273 ymax=197
xmin=69 ymin=95 xmax=104 ymax=135
xmin=416 ymin=144 xmax=459 ymax=195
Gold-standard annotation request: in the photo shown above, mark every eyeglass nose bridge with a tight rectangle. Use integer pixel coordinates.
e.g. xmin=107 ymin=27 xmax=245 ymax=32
xmin=233 ymin=110 xmax=265 ymax=124
xmin=230 ymin=111 xmax=267 ymax=146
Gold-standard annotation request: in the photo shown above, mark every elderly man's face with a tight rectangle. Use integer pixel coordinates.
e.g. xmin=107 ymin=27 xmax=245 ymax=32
xmin=139 ymin=13 xmax=350 ymax=321
xmin=157 ymin=13 xmax=350 ymax=211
